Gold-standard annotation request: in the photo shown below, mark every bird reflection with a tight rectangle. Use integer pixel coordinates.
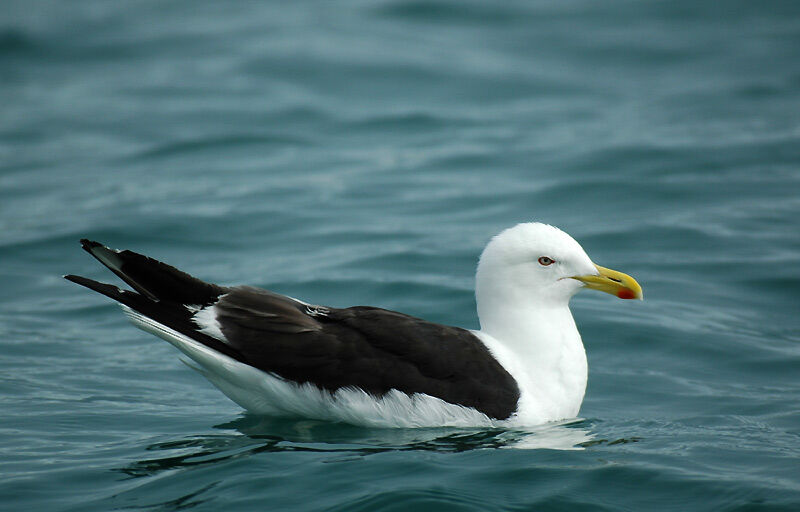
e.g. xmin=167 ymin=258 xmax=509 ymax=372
xmin=117 ymin=415 xmax=599 ymax=479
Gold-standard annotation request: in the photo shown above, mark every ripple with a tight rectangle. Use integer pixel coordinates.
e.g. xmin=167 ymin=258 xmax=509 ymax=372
xmin=373 ymin=0 xmax=524 ymax=25
xmin=114 ymin=416 xmax=597 ymax=479
xmin=134 ymin=134 xmax=311 ymax=160
xmin=3 ymin=0 xmax=800 ymax=510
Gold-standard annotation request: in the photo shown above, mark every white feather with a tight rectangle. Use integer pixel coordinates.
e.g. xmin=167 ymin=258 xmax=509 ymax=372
xmin=191 ymin=304 xmax=226 ymax=342
xmin=473 ymin=223 xmax=595 ymax=425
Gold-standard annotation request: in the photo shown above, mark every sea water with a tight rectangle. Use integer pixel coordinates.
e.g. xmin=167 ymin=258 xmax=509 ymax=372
xmin=1 ymin=1 xmax=799 ymax=510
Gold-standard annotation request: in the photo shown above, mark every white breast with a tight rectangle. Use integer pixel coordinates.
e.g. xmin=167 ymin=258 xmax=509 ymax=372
xmin=472 ymin=313 xmax=588 ymax=426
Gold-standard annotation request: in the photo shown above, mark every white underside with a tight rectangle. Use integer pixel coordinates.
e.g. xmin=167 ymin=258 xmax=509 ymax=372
xmin=122 ymin=306 xmax=503 ymax=428
xmin=474 ymin=329 xmax=586 ymax=426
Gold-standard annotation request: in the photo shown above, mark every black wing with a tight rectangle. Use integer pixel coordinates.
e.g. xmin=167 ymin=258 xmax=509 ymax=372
xmin=214 ymin=288 xmax=520 ymax=419
xmin=66 ymin=241 xmax=520 ymax=420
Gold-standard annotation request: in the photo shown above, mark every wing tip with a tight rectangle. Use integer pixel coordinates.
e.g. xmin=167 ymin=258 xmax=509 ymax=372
xmin=79 ymin=238 xmax=106 ymax=253
xmin=64 ymin=273 xmax=104 ymax=289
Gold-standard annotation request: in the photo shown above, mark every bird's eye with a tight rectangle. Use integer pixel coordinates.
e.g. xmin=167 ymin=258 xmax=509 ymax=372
xmin=538 ymin=256 xmax=555 ymax=266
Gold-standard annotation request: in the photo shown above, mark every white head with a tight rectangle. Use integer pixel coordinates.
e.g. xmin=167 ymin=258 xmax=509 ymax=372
xmin=475 ymin=223 xmax=641 ymax=331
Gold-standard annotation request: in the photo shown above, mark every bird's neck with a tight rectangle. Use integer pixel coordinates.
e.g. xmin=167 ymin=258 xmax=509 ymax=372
xmin=476 ymin=299 xmax=588 ymax=423
xmin=478 ymin=300 xmax=577 ymax=360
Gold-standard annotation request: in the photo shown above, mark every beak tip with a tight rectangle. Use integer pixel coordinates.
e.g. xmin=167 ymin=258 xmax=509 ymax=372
xmin=575 ymin=264 xmax=643 ymax=301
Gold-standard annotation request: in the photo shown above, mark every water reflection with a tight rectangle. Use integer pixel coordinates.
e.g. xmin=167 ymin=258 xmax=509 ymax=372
xmin=113 ymin=482 xmax=219 ymax=511
xmin=117 ymin=415 xmax=601 ymax=479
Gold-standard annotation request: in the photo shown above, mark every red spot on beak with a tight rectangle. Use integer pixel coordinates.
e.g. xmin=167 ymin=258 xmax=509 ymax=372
xmin=617 ymin=288 xmax=637 ymax=300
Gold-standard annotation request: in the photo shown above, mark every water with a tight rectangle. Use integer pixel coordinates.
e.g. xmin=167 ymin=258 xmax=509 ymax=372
xmin=2 ymin=0 xmax=799 ymax=510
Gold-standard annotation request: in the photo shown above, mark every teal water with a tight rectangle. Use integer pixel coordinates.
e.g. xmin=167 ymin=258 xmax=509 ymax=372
xmin=2 ymin=1 xmax=799 ymax=510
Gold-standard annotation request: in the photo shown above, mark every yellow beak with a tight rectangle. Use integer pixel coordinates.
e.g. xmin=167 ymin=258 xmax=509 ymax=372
xmin=572 ymin=264 xmax=643 ymax=300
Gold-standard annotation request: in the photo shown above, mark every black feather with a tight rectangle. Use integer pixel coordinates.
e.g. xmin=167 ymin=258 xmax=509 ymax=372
xmin=78 ymin=239 xmax=224 ymax=305
xmin=64 ymin=274 xmax=243 ymax=362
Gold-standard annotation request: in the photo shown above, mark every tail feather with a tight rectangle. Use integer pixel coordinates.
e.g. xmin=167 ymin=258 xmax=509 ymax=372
xmin=67 ymin=239 xmax=239 ymax=362
xmin=65 ymin=273 xmax=243 ymax=362
xmin=78 ymin=239 xmax=225 ymax=305
xmin=64 ymin=273 xmax=140 ymax=307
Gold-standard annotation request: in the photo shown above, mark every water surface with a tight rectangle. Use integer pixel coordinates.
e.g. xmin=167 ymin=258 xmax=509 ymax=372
xmin=1 ymin=0 xmax=799 ymax=510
